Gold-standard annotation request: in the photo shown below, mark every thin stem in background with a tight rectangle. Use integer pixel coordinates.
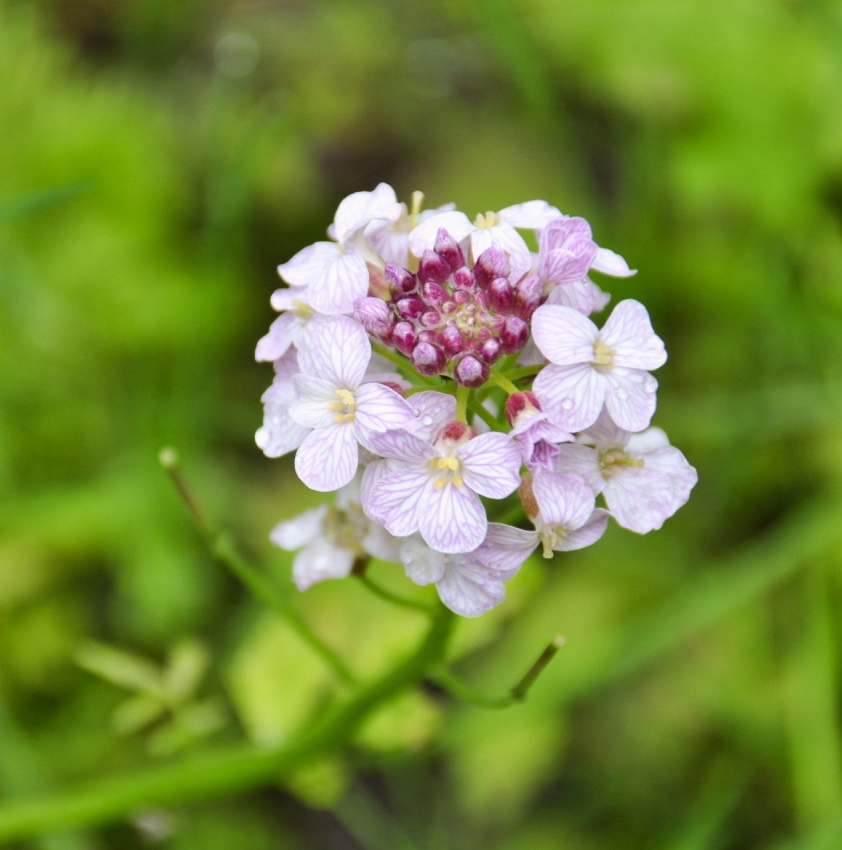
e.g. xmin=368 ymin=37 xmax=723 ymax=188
xmin=159 ymin=448 xmax=357 ymax=687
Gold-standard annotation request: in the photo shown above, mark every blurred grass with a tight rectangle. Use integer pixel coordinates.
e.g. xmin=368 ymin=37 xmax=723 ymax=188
xmin=1 ymin=0 xmax=842 ymax=847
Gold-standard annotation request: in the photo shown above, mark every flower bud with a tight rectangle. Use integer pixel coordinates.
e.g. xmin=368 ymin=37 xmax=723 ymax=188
xmin=412 ymin=342 xmax=446 ymax=376
xmin=439 ymin=323 xmax=465 ymax=355
xmin=478 ymin=337 xmax=502 ymax=364
xmin=420 ymin=310 xmax=442 ymax=328
xmin=421 ymin=281 xmax=448 ymax=308
xmin=504 ymin=391 xmax=541 ymax=426
xmin=354 ymin=296 xmax=394 ymax=340
xmin=487 ymin=277 xmax=513 ymax=313
xmin=395 ymin=296 xmax=426 ymax=320
xmin=474 ymin=247 xmax=509 ymax=288
xmin=433 ymin=228 xmax=465 ymax=271
xmin=452 ymin=266 xmax=475 ymax=290
xmin=392 ymin=321 xmax=416 ymax=355
xmin=454 ymin=354 xmax=489 ymax=388
xmin=418 ymin=249 xmax=451 ymax=284
xmin=514 ymin=274 xmax=542 ymax=319
xmin=385 ymin=264 xmax=417 ymax=297
xmin=500 ymin=315 xmax=529 ymax=354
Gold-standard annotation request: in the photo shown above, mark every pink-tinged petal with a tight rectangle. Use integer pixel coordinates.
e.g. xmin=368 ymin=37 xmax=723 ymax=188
xmin=354 ymin=383 xmax=415 ymax=436
xmin=499 ymin=200 xmax=563 ymax=229
xmin=369 ymin=468 xmax=430 ymax=537
xmin=459 ymin=433 xmax=522 ymax=499
xmin=546 ymin=280 xmax=599 ymax=315
xmin=360 ymin=458 xmax=402 ymax=524
xmin=436 ymin=558 xmax=507 ymax=618
xmin=400 ymin=536 xmax=446 ymax=586
xmin=577 ymin=406 xmax=631 ymax=450
xmin=626 ymin=426 xmax=670 ymax=455
xmin=270 ymin=505 xmax=327 ymax=550
xmin=559 ymin=508 xmax=610 ymax=551
xmin=295 ymin=423 xmax=359 ymax=492
xmin=552 ymin=444 xmax=604 ymax=493
xmin=364 ymin=428 xmax=436 ymax=464
xmin=333 ymin=183 xmax=402 ymax=244
xmin=639 ymin=446 xmax=698 ymax=510
xmin=532 ymin=471 xmax=596 ymax=530
xmin=292 ymin=541 xmax=356 ymax=591
xmin=531 ymin=304 xmax=598 ymax=365
xmin=419 ymin=483 xmax=487 ymax=554
xmin=278 ymin=242 xmax=339 ymax=287
xmin=408 ymin=211 xmax=472 ymax=256
xmin=298 ymin=316 xmax=370 ymax=388
xmin=255 ymin=312 xmax=298 ymax=362
xmin=477 ymin=524 xmax=538 ymax=573
xmin=408 ymin=391 xmax=458 ymax=441
xmin=309 ymin=249 xmax=369 ymax=315
xmin=604 ymin=368 xmax=658 ymax=432
xmin=533 ymin=363 xmax=605 ymax=432
xmin=272 ymin=347 xmax=300 ymax=382
xmin=270 ymin=287 xmax=307 ymax=312
xmin=591 ymin=246 xmax=636 ymax=277
xmin=290 ymin=374 xmax=340 ymax=429
xmin=255 ymin=416 xmax=308 ymax=459
xmin=600 ymin=300 xmax=667 ymax=370
xmin=361 ymin=521 xmax=402 ymax=563
xmin=603 ymin=467 xmax=676 ymax=533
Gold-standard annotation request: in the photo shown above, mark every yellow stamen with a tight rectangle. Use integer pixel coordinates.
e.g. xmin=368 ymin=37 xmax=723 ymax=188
xmin=591 ymin=338 xmax=615 ymax=369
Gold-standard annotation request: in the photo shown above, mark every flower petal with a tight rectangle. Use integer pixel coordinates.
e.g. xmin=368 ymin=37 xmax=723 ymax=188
xmin=459 ymin=433 xmax=522 ymax=499
xmin=559 ymin=508 xmax=610 ymax=550
xmin=590 ymin=246 xmax=636 ymax=278
xmin=255 ymin=313 xmax=298 ymax=362
xmin=532 ymin=471 xmax=596 ymax=531
xmin=603 ymin=468 xmax=676 ymax=533
xmin=355 ymin=383 xmax=415 ymax=437
xmin=477 ymin=523 xmax=538 ymax=574
xmin=309 ymin=249 xmax=370 ymax=315
xmin=435 ymin=557 xmax=507 ymax=618
xmin=604 ymin=368 xmax=658 ymax=432
xmin=292 ymin=541 xmax=356 ymax=591
xmin=278 ymin=242 xmax=339 ymax=287
xmin=270 ymin=505 xmax=328 ymax=550
xmin=298 ymin=315 xmax=370 ymax=388
xmin=418 ymin=482 xmax=487 ymax=554
xmin=533 ymin=363 xmax=605 ymax=432
xmin=368 ymin=468 xmax=430 ymax=537
xmin=531 ymin=304 xmax=598 ymax=365
xmin=400 ymin=536 xmax=446 ymax=585
xmin=599 ymin=300 xmax=666 ymax=370
xmin=295 ymin=423 xmax=359 ymax=492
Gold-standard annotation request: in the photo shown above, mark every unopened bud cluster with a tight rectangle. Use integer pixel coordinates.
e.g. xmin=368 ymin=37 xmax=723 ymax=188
xmin=255 ymin=184 xmax=697 ymax=617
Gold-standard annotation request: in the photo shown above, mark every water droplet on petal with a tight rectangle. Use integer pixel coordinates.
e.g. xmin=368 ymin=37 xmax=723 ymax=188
xmin=614 ymin=388 xmax=628 ymax=401
xmin=561 ymin=398 xmax=574 ymax=410
xmin=422 ymin=415 xmax=433 ymax=427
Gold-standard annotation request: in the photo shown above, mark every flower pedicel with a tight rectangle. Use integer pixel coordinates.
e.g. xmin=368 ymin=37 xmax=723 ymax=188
xmin=256 ymin=184 xmax=697 ymax=617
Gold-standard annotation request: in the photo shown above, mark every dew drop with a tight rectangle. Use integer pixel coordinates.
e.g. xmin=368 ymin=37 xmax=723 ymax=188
xmin=422 ymin=415 xmax=433 ymax=427
xmin=561 ymin=398 xmax=574 ymax=410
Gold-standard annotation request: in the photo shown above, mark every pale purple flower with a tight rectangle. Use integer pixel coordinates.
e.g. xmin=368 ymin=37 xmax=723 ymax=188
xmin=537 ymin=217 xmax=599 ymax=289
xmin=255 ymin=287 xmax=331 ymax=363
xmin=553 ymin=409 xmax=698 ymax=533
xmin=289 ymin=316 xmax=415 ymax=492
xmin=524 ymin=471 xmax=609 ymax=555
xmin=531 ymin=299 xmax=667 ymax=432
xmin=400 ymin=523 xmax=537 ymax=617
xmin=364 ymin=422 xmax=522 ymax=554
xmin=278 ymin=184 xmax=402 ymax=315
xmin=255 ymin=350 xmax=309 ymax=458
xmin=505 ymin=391 xmax=574 ymax=472
xmin=271 ymin=475 xmax=400 ymax=591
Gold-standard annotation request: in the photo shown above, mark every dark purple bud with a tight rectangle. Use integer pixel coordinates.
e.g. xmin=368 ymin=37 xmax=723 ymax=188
xmin=454 ymin=354 xmax=489 ymax=388
xmin=474 ymin=247 xmax=509 ymax=288
xmin=453 ymin=289 xmax=472 ymax=305
xmin=421 ymin=281 xmax=448 ymax=308
xmin=353 ymin=297 xmax=394 ymax=340
xmin=500 ymin=315 xmax=529 ymax=354
xmin=418 ymin=249 xmax=451 ymax=284
xmin=452 ymin=266 xmax=475 ymax=290
xmin=505 ymin=390 xmax=541 ymax=426
xmin=393 ymin=321 xmax=416 ymax=355
xmin=417 ymin=329 xmax=437 ymax=345
xmin=439 ymin=324 xmax=465 ymax=355
xmin=420 ymin=310 xmax=442 ymax=328
xmin=385 ymin=264 xmax=417 ymax=297
xmin=433 ymin=228 xmax=465 ymax=271
xmin=395 ymin=296 xmax=426 ymax=320
xmin=438 ymin=420 xmax=475 ymax=444
xmin=487 ymin=277 xmax=514 ymax=313
xmin=478 ymin=337 xmax=502 ymax=364
xmin=412 ymin=342 xmax=446 ymax=376
xmin=514 ymin=274 xmax=542 ymax=319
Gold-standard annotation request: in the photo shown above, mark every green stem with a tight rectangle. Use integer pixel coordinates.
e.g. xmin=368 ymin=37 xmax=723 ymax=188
xmin=502 ymin=365 xmax=542 ymax=383
xmin=456 ymin=385 xmax=470 ymax=423
xmin=160 ymin=449 xmax=356 ymax=687
xmin=466 ymin=397 xmax=500 ymax=431
xmin=0 ymin=607 xmax=456 ymax=843
xmin=488 ymin=370 xmax=521 ymax=395
xmin=431 ymin=635 xmax=564 ymax=709
xmin=357 ymin=575 xmax=434 ymax=615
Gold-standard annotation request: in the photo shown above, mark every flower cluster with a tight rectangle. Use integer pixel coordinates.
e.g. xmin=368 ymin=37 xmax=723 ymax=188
xmin=256 ymin=184 xmax=697 ymax=617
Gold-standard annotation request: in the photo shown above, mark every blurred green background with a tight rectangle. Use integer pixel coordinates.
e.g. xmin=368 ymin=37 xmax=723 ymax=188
xmin=2 ymin=0 xmax=842 ymax=847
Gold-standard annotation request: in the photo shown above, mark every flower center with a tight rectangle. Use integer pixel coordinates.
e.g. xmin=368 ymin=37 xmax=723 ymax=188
xmin=428 ymin=454 xmax=464 ymax=489
xmin=539 ymin=525 xmax=566 ymax=558
xmin=330 ymin=388 xmax=357 ymax=423
xmin=591 ymin=338 xmax=615 ymax=370
xmin=292 ymin=298 xmax=314 ymax=320
xmin=599 ymin=448 xmax=645 ymax=478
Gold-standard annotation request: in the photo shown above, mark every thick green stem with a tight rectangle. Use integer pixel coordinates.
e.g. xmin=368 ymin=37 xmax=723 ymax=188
xmin=0 ymin=607 xmax=456 ymax=843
